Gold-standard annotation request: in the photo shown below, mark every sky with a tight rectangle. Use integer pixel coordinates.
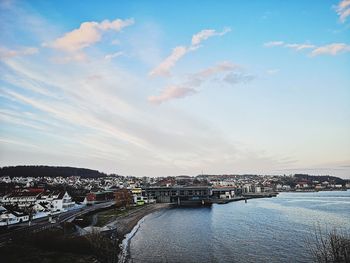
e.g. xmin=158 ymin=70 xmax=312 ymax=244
xmin=0 ymin=0 xmax=349 ymax=178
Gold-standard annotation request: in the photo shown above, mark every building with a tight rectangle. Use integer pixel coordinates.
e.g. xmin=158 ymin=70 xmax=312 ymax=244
xmin=212 ymin=187 xmax=236 ymax=199
xmin=1 ymin=191 xmax=42 ymax=208
xmin=131 ymin=188 xmax=145 ymax=205
xmin=85 ymin=191 xmax=114 ymax=205
xmin=144 ymin=186 xmax=212 ymax=205
xmin=0 ymin=206 xmax=29 ymax=226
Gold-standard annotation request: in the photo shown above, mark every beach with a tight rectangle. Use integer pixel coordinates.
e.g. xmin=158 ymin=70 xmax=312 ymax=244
xmin=107 ymin=203 xmax=172 ymax=239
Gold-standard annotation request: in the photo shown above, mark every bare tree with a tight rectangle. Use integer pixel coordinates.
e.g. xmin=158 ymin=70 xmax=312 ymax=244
xmin=306 ymin=225 xmax=350 ymax=263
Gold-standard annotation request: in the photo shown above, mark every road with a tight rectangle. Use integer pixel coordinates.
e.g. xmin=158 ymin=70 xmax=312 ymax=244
xmin=0 ymin=201 xmax=116 ymax=246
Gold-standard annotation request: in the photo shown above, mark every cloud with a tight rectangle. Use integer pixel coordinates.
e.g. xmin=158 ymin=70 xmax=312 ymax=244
xmin=149 ymin=27 xmax=231 ymax=77
xmin=191 ymin=27 xmax=231 ymax=46
xmin=49 ymin=18 xmax=134 ymax=52
xmin=266 ymin=69 xmax=280 ymax=75
xmin=264 ymin=41 xmax=315 ymax=51
xmin=148 ymin=86 xmax=197 ymax=104
xmin=310 ymin=43 xmax=350 ymax=56
xmin=264 ymin=41 xmax=284 ymax=47
xmin=284 ymin=43 xmax=315 ymax=51
xmin=148 ymin=46 xmax=187 ymax=76
xmin=0 ymin=46 xmax=38 ymax=59
xmin=335 ymin=0 xmax=350 ymax=23
xmin=265 ymin=40 xmax=350 ymax=56
xmin=104 ymin=51 xmax=124 ymax=60
xmin=149 ymin=61 xmax=251 ymax=104
xmin=223 ymin=72 xmax=255 ymax=84
xmin=51 ymin=52 xmax=88 ymax=64
xmin=195 ymin=61 xmax=239 ymax=78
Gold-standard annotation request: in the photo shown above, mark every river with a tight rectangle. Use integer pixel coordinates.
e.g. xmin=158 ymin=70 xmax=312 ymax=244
xmin=127 ymin=191 xmax=350 ymax=263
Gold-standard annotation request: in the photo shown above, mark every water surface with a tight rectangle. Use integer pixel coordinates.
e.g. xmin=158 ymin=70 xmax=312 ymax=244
xmin=128 ymin=191 xmax=350 ymax=263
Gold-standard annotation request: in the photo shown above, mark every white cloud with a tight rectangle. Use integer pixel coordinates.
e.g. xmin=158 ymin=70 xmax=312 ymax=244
xmin=310 ymin=43 xmax=350 ymax=56
xmin=265 ymin=40 xmax=350 ymax=57
xmin=284 ymin=43 xmax=315 ymax=51
xmin=104 ymin=51 xmax=124 ymax=60
xmin=195 ymin=61 xmax=239 ymax=78
xmin=264 ymin=41 xmax=284 ymax=47
xmin=49 ymin=18 xmax=134 ymax=52
xmin=264 ymin=41 xmax=315 ymax=51
xmin=266 ymin=69 xmax=280 ymax=75
xmin=149 ymin=27 xmax=231 ymax=77
xmin=335 ymin=0 xmax=350 ymax=23
xmin=0 ymin=46 xmax=38 ymax=59
xmin=149 ymin=61 xmax=250 ymax=104
xmin=51 ymin=52 xmax=88 ymax=64
xmin=148 ymin=86 xmax=196 ymax=104
xmin=149 ymin=46 xmax=188 ymax=76
xmin=191 ymin=27 xmax=231 ymax=46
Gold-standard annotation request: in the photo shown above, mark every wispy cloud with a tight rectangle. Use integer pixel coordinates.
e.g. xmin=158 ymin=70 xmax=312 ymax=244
xmin=191 ymin=27 xmax=231 ymax=46
xmin=51 ymin=52 xmax=88 ymax=64
xmin=148 ymin=61 xmax=252 ymax=104
xmin=266 ymin=69 xmax=280 ymax=75
xmin=48 ymin=18 xmax=134 ymax=52
xmin=335 ymin=0 xmax=350 ymax=23
xmin=149 ymin=46 xmax=187 ymax=77
xmin=148 ymin=86 xmax=197 ymax=104
xmin=104 ymin=51 xmax=124 ymax=60
xmin=0 ymin=46 xmax=38 ymax=59
xmin=264 ymin=41 xmax=284 ymax=47
xmin=264 ymin=41 xmax=315 ymax=51
xmin=284 ymin=43 xmax=316 ymax=51
xmin=310 ymin=43 xmax=350 ymax=56
xmin=149 ymin=27 xmax=231 ymax=77
xmin=265 ymin=40 xmax=350 ymax=56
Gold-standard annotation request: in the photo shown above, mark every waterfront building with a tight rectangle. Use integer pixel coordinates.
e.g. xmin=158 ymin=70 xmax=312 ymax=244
xmin=144 ymin=186 xmax=212 ymax=205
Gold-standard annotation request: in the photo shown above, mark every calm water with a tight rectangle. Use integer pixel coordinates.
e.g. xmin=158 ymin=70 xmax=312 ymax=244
xmin=128 ymin=191 xmax=350 ymax=263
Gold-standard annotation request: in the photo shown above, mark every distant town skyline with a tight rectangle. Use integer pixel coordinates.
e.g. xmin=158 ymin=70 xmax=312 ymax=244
xmin=0 ymin=0 xmax=349 ymax=178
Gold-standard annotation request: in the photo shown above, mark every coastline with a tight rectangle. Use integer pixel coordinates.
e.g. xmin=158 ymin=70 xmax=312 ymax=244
xmin=104 ymin=203 xmax=172 ymax=262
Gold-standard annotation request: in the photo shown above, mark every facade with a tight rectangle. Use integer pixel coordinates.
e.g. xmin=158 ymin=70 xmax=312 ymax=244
xmin=131 ymin=188 xmax=145 ymax=205
xmin=0 ymin=207 xmax=30 ymax=226
xmin=1 ymin=192 xmax=42 ymax=208
xmin=144 ymin=186 xmax=212 ymax=205
xmin=85 ymin=191 xmax=114 ymax=204
xmin=212 ymin=187 xmax=236 ymax=199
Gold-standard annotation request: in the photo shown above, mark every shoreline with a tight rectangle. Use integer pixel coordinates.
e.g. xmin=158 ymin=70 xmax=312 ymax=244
xmin=103 ymin=203 xmax=173 ymax=262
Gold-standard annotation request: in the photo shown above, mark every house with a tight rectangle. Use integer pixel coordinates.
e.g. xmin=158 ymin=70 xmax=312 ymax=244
xmin=0 ymin=206 xmax=29 ymax=226
xmin=85 ymin=191 xmax=114 ymax=205
xmin=38 ymin=191 xmax=75 ymax=212
xmin=1 ymin=191 xmax=41 ymax=208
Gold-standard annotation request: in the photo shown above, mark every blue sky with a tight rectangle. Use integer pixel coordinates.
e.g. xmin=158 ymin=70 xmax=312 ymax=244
xmin=0 ymin=0 xmax=349 ymax=178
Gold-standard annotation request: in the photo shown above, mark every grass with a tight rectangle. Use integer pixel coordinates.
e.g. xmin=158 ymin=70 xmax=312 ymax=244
xmin=92 ymin=206 xmax=139 ymax=227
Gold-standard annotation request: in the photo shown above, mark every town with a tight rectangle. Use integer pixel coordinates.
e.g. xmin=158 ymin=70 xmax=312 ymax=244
xmin=1 ymin=166 xmax=349 ymax=227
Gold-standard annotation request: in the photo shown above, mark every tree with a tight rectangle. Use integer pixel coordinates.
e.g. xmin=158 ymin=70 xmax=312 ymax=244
xmin=306 ymin=226 xmax=350 ymax=263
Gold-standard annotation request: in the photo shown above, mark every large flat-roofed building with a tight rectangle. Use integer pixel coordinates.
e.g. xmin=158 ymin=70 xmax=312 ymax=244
xmin=144 ymin=186 xmax=212 ymax=205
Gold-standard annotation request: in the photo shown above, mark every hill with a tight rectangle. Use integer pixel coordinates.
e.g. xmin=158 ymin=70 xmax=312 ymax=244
xmin=0 ymin=165 xmax=107 ymax=178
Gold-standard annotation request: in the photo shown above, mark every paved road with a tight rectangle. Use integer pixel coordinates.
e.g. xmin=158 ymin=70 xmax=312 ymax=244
xmin=0 ymin=201 xmax=116 ymax=245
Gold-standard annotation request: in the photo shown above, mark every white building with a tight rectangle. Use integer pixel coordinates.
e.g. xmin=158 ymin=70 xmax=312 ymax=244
xmin=0 ymin=207 xmax=29 ymax=226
